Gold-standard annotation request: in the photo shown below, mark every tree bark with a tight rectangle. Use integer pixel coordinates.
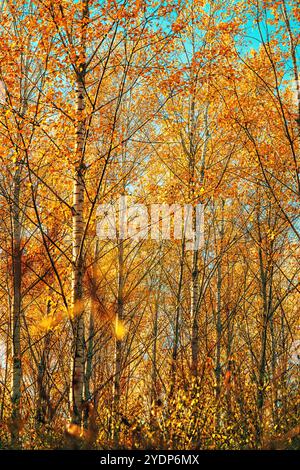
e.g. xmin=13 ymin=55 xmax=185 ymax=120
xmin=83 ymin=241 xmax=97 ymax=429
xmin=113 ymin=235 xmax=125 ymax=446
xmin=70 ymin=0 xmax=89 ymax=427
xmin=35 ymin=298 xmax=51 ymax=430
xmin=215 ymin=199 xmax=224 ymax=431
xmin=11 ymin=162 xmax=22 ymax=447
xmin=190 ymin=104 xmax=209 ymax=378
xmin=170 ymin=240 xmax=185 ymax=397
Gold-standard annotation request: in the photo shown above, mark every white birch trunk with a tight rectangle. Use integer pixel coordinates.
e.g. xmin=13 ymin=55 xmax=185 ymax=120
xmin=70 ymin=0 xmax=89 ymax=427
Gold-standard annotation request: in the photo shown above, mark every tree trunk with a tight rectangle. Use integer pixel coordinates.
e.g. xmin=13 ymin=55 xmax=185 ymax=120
xmin=190 ymin=104 xmax=209 ymax=378
xmin=36 ymin=298 xmax=51 ymax=430
xmin=83 ymin=241 xmax=98 ymax=429
xmin=256 ymin=206 xmax=270 ymax=445
xmin=113 ymin=235 xmax=125 ymax=446
xmin=151 ymin=294 xmax=159 ymax=407
xmin=70 ymin=0 xmax=89 ymax=427
xmin=191 ymin=244 xmax=200 ymax=378
xmin=170 ymin=240 xmax=185 ymax=397
xmin=215 ymin=258 xmax=222 ymax=431
xmin=11 ymin=163 xmax=22 ymax=447
xmin=215 ymin=199 xmax=224 ymax=431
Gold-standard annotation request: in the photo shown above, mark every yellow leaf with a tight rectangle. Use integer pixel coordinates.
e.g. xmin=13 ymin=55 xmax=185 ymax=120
xmin=39 ymin=316 xmax=54 ymax=331
xmin=39 ymin=312 xmax=63 ymax=332
xmin=114 ymin=318 xmax=127 ymax=340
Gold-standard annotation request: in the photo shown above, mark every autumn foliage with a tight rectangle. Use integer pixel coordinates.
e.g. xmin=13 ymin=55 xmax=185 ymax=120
xmin=0 ymin=0 xmax=299 ymax=450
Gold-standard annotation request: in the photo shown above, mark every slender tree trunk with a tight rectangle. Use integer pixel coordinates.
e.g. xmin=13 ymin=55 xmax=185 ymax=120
xmin=11 ymin=163 xmax=22 ymax=447
xmin=151 ymin=296 xmax=159 ymax=407
xmin=215 ymin=258 xmax=222 ymax=431
xmin=279 ymin=309 xmax=288 ymax=424
xmin=149 ymin=271 xmax=162 ymax=428
xmin=70 ymin=0 xmax=89 ymax=427
xmin=1 ymin=318 xmax=10 ymax=421
xmin=256 ymin=208 xmax=269 ymax=445
xmin=36 ymin=298 xmax=51 ymax=430
xmin=151 ymin=271 xmax=162 ymax=406
xmin=84 ymin=241 xmax=98 ymax=429
xmin=170 ymin=240 xmax=185 ymax=397
xmin=257 ymin=315 xmax=268 ymax=443
xmin=83 ymin=308 xmax=94 ymax=428
xmin=215 ymin=199 xmax=224 ymax=431
xmin=191 ymin=246 xmax=200 ymax=378
xmin=225 ymin=305 xmax=234 ymax=425
xmin=190 ymin=104 xmax=209 ymax=378
xmin=113 ymin=235 xmax=125 ymax=446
